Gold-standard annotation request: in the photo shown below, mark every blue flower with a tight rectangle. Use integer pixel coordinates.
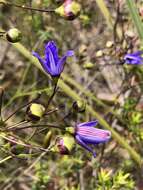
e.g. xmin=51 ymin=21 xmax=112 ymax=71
xmin=124 ymin=51 xmax=143 ymax=65
xmin=32 ymin=41 xmax=74 ymax=77
xmin=75 ymin=120 xmax=111 ymax=157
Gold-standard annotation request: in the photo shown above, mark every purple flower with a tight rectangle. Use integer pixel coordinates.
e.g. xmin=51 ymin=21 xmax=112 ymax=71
xmin=75 ymin=120 xmax=111 ymax=157
xmin=124 ymin=51 xmax=143 ymax=65
xmin=32 ymin=41 xmax=74 ymax=77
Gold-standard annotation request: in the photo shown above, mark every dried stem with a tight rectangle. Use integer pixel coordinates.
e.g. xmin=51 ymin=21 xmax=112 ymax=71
xmin=0 ymin=2 xmax=55 ymax=13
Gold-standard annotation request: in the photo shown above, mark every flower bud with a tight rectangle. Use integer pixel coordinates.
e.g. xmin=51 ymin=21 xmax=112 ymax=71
xmin=106 ymin=41 xmax=113 ymax=48
xmin=55 ymin=0 xmax=81 ymax=20
xmin=26 ymin=103 xmax=45 ymax=122
xmin=51 ymin=135 xmax=75 ymax=155
xmin=43 ymin=131 xmax=52 ymax=148
xmin=73 ymin=100 xmax=86 ymax=113
xmin=83 ymin=62 xmax=94 ymax=69
xmin=6 ymin=28 xmax=22 ymax=43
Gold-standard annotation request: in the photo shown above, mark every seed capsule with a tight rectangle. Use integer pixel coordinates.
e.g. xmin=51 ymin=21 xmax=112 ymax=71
xmin=55 ymin=0 xmax=81 ymax=20
xmin=6 ymin=28 xmax=22 ymax=43
xmin=51 ymin=135 xmax=75 ymax=155
xmin=26 ymin=103 xmax=45 ymax=122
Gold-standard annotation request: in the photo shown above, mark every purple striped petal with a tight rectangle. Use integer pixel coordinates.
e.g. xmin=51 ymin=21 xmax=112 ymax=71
xmin=76 ymin=126 xmax=111 ymax=144
xmin=77 ymin=120 xmax=98 ymax=128
xmin=45 ymin=41 xmax=59 ymax=64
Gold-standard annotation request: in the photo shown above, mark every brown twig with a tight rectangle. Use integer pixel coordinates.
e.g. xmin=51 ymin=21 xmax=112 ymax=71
xmin=0 ymin=2 xmax=55 ymax=13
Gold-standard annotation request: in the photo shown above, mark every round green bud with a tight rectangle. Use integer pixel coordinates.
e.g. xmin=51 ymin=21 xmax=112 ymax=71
xmin=26 ymin=103 xmax=45 ymax=122
xmin=6 ymin=28 xmax=22 ymax=43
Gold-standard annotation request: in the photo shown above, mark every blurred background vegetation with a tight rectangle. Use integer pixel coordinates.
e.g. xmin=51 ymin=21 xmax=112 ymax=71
xmin=0 ymin=0 xmax=143 ymax=189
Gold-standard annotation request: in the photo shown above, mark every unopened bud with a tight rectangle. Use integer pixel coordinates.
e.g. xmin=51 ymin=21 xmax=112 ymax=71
xmin=83 ymin=62 xmax=94 ymax=69
xmin=55 ymin=0 xmax=81 ymax=20
xmin=106 ymin=41 xmax=113 ymax=48
xmin=96 ymin=50 xmax=103 ymax=57
xmin=51 ymin=135 xmax=75 ymax=155
xmin=43 ymin=131 xmax=52 ymax=148
xmin=26 ymin=103 xmax=45 ymax=122
xmin=6 ymin=28 xmax=22 ymax=43
xmin=73 ymin=100 xmax=86 ymax=112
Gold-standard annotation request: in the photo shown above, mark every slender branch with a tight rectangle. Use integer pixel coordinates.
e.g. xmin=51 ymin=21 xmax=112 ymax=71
xmin=4 ymin=95 xmax=40 ymax=122
xmin=6 ymin=120 xmax=29 ymax=130
xmin=0 ymin=156 xmax=12 ymax=164
xmin=3 ymin=101 xmax=32 ymax=122
xmin=0 ymin=2 xmax=55 ymax=13
xmin=46 ymin=80 xmax=58 ymax=110
xmin=44 ymin=107 xmax=59 ymax=116
xmin=6 ymin=124 xmax=65 ymax=132
xmin=0 ymin=133 xmax=50 ymax=153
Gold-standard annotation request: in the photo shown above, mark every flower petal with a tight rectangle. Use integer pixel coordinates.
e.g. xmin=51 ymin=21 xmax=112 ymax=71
xmin=75 ymin=135 xmax=96 ymax=157
xmin=32 ymin=51 xmax=52 ymax=74
xmin=77 ymin=120 xmax=98 ymax=128
xmin=77 ymin=127 xmax=111 ymax=144
xmin=124 ymin=51 xmax=143 ymax=65
xmin=131 ymin=51 xmax=143 ymax=56
xmin=45 ymin=41 xmax=59 ymax=64
xmin=57 ymin=50 xmax=74 ymax=73
xmin=32 ymin=51 xmax=45 ymax=65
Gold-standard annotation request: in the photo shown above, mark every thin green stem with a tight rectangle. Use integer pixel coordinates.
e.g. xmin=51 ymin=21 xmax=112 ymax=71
xmin=62 ymin=74 xmax=107 ymax=108
xmin=96 ymin=0 xmax=113 ymax=28
xmin=4 ymin=87 xmax=52 ymax=109
xmin=0 ymin=88 xmax=4 ymax=121
xmin=46 ymin=79 xmax=58 ymax=110
xmin=126 ymin=0 xmax=143 ymax=44
xmin=0 ymin=156 xmax=12 ymax=164
xmin=6 ymin=124 xmax=65 ymax=132
xmin=95 ymin=0 xmax=122 ymax=39
xmin=4 ymin=98 xmax=37 ymax=122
